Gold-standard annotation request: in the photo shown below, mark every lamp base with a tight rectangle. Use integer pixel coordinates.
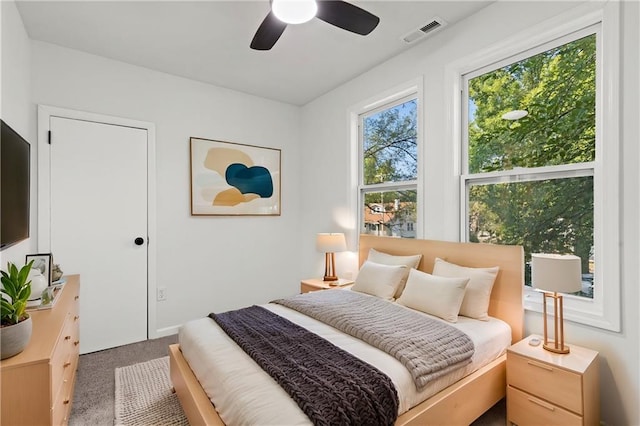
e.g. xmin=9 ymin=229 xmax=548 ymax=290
xmin=543 ymin=341 xmax=570 ymax=354
xmin=323 ymin=252 xmax=339 ymax=283
xmin=541 ymin=291 xmax=571 ymax=355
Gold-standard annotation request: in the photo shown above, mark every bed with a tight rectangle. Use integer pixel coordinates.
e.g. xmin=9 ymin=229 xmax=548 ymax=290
xmin=169 ymin=235 xmax=524 ymax=425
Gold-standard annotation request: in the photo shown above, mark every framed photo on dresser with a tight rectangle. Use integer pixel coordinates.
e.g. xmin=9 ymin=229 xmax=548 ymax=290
xmin=25 ymin=253 xmax=53 ymax=286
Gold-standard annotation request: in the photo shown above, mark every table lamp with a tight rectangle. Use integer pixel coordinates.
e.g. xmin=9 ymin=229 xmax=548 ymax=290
xmin=531 ymin=253 xmax=582 ymax=354
xmin=316 ymin=233 xmax=347 ymax=282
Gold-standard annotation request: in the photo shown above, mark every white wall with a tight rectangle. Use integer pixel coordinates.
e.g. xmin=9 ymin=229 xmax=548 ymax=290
xmin=300 ymin=1 xmax=639 ymax=425
xmin=30 ymin=41 xmax=302 ymax=333
xmin=6 ymin=0 xmax=639 ymax=423
xmin=0 ymin=0 xmax=37 ymax=267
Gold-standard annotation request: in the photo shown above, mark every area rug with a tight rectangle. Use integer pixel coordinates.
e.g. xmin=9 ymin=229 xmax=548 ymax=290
xmin=115 ymin=356 xmax=189 ymax=426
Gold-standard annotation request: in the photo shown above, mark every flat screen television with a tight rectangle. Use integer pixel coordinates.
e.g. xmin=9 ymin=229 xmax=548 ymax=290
xmin=1 ymin=119 xmax=31 ymax=250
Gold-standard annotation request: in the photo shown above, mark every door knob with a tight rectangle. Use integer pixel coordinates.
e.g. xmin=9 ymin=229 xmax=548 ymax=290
xmin=134 ymin=237 xmax=145 ymax=246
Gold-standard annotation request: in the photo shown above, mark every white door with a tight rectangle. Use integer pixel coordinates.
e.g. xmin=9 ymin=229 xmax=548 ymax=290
xmin=49 ymin=116 xmax=148 ymax=354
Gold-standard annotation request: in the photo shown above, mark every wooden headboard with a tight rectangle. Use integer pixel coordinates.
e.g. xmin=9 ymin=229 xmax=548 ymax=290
xmin=359 ymin=234 xmax=524 ymax=343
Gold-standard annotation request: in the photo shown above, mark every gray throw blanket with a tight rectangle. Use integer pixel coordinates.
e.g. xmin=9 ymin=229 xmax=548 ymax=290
xmin=209 ymin=305 xmax=399 ymax=426
xmin=274 ymin=290 xmax=475 ymax=390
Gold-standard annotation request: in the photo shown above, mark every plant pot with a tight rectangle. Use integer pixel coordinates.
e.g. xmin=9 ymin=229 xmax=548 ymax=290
xmin=0 ymin=316 xmax=32 ymax=359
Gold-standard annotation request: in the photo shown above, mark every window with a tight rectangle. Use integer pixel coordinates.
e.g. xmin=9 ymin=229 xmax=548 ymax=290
xmin=358 ymin=94 xmax=418 ymax=238
xmin=459 ymin=8 xmax=620 ymax=332
xmin=464 ymin=30 xmax=596 ymax=297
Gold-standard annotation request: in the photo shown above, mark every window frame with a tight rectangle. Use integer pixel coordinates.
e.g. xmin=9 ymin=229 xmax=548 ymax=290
xmin=354 ymin=87 xmax=422 ymax=239
xmin=453 ymin=4 xmax=620 ymax=332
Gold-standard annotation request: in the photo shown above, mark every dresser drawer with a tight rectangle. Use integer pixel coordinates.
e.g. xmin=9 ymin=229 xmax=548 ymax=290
xmin=507 ymin=352 xmax=583 ymax=414
xmin=508 ymin=386 xmax=582 ymax=426
xmin=69 ymin=311 xmax=80 ymax=356
xmin=51 ymin=344 xmax=77 ymax=426
xmin=51 ymin=315 xmax=71 ymax=397
xmin=69 ymin=292 xmax=80 ymax=320
xmin=51 ymin=378 xmax=74 ymax=426
xmin=51 ymin=314 xmax=77 ymax=402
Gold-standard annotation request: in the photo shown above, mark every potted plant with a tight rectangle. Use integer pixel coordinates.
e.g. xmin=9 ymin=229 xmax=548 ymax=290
xmin=0 ymin=261 xmax=34 ymax=359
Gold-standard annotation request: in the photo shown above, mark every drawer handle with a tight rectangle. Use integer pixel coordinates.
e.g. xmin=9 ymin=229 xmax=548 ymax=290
xmin=64 ymin=361 xmax=71 ymax=368
xmin=65 ymin=335 xmax=71 ymax=340
xmin=527 ymin=360 xmax=554 ymax=372
xmin=528 ymin=397 xmax=556 ymax=411
xmin=63 ymin=399 xmax=70 ymax=405
xmin=74 ymin=315 xmax=79 ymax=321
xmin=74 ymin=296 xmax=79 ymax=300
xmin=74 ymin=340 xmax=80 ymax=346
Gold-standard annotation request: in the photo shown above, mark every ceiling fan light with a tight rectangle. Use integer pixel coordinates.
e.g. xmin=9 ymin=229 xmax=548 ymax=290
xmin=272 ymin=0 xmax=317 ymax=25
xmin=501 ymin=109 xmax=529 ymax=120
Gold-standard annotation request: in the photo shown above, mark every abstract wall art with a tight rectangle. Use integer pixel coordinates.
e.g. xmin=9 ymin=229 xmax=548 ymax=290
xmin=190 ymin=138 xmax=281 ymax=216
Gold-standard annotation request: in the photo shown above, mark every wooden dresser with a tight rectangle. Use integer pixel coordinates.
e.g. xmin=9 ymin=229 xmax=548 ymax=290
xmin=1 ymin=275 xmax=80 ymax=426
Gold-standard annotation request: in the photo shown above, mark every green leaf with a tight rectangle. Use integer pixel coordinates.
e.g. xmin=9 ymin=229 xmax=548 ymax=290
xmin=18 ymin=260 xmax=33 ymax=285
xmin=1 ymin=276 xmax=17 ymax=299
xmin=1 ymin=298 xmax=15 ymax=316
xmin=8 ymin=263 xmax=18 ymax=278
xmin=17 ymin=285 xmax=31 ymax=302
xmin=14 ymin=301 xmax=26 ymax=320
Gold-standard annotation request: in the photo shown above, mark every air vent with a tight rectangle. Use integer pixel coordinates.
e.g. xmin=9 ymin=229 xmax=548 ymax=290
xmin=402 ymin=17 xmax=447 ymax=44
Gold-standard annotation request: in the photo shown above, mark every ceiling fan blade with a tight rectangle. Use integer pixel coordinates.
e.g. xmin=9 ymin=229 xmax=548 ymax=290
xmin=250 ymin=11 xmax=288 ymax=50
xmin=316 ymin=0 xmax=380 ymax=36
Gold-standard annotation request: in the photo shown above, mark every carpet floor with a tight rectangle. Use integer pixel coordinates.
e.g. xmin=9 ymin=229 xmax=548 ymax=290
xmin=69 ymin=334 xmax=178 ymax=426
xmin=69 ymin=333 xmax=505 ymax=425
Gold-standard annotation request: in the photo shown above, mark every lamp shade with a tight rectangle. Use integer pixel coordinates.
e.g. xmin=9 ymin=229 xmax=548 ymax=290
xmin=316 ymin=233 xmax=347 ymax=253
xmin=531 ymin=253 xmax=582 ymax=294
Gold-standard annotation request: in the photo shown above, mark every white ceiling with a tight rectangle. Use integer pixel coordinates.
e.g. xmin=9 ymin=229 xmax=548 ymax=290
xmin=16 ymin=1 xmax=491 ymax=105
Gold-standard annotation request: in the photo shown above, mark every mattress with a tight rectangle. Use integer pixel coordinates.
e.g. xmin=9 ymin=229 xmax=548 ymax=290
xmin=179 ymin=300 xmax=511 ymax=425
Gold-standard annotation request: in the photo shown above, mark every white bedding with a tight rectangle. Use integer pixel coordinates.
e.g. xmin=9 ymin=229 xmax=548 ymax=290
xmin=179 ymin=300 xmax=511 ymax=426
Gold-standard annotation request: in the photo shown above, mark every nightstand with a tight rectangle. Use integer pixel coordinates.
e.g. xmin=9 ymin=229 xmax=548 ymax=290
xmin=506 ymin=335 xmax=599 ymax=426
xmin=300 ymin=278 xmax=354 ymax=294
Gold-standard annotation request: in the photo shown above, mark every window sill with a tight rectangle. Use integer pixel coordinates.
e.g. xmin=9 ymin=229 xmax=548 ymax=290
xmin=523 ymin=287 xmax=619 ymax=332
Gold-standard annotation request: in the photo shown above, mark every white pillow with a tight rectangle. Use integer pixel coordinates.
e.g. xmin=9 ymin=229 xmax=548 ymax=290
xmin=432 ymin=258 xmax=499 ymax=321
xmin=367 ymin=248 xmax=422 ymax=298
xmin=396 ymin=268 xmax=469 ymax=323
xmin=351 ymin=261 xmax=407 ymax=300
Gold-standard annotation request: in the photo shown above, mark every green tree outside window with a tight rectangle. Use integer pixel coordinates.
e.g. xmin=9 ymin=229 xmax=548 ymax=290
xmin=466 ymin=34 xmax=596 ymax=297
xmin=361 ymin=98 xmax=418 ymax=238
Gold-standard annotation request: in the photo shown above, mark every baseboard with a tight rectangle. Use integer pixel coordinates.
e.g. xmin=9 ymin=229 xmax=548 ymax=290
xmin=153 ymin=325 xmax=181 ymax=338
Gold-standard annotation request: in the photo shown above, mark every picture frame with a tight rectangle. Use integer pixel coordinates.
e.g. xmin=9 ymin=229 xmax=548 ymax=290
xmin=190 ymin=137 xmax=281 ymax=216
xmin=25 ymin=253 xmax=53 ymax=286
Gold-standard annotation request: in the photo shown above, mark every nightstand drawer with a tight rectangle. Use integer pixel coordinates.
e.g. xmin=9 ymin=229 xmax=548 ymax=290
xmin=508 ymin=352 xmax=582 ymax=414
xmin=508 ymin=386 xmax=582 ymax=426
xmin=301 ymin=283 xmax=324 ymax=293
xmin=300 ymin=278 xmax=354 ymax=294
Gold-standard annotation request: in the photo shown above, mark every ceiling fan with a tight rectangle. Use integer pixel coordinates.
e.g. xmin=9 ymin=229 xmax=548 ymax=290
xmin=251 ymin=0 xmax=380 ymax=51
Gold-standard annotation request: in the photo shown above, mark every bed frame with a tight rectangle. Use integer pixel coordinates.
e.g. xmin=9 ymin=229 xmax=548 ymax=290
xmin=169 ymin=235 xmax=524 ymax=425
